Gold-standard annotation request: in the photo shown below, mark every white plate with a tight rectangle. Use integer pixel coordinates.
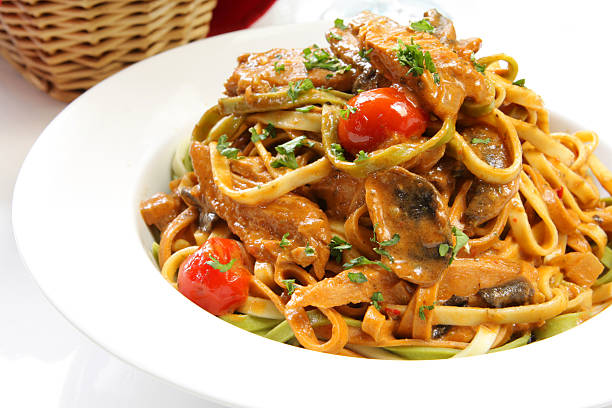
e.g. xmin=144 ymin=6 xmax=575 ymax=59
xmin=12 ymin=22 xmax=612 ymax=408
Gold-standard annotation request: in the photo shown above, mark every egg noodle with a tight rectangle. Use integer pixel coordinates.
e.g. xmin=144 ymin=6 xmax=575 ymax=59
xmin=141 ymin=11 xmax=612 ymax=359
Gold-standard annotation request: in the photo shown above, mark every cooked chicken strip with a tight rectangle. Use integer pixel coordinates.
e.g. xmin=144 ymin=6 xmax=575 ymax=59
xmin=309 ymin=169 xmax=364 ymax=219
xmin=326 ymin=26 xmax=390 ymax=92
xmin=190 ymin=142 xmax=331 ymax=277
xmin=225 ymin=48 xmax=355 ymax=96
xmin=348 ymin=11 xmax=490 ymax=119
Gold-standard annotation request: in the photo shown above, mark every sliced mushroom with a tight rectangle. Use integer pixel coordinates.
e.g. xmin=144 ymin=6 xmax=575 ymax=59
xmin=476 ymin=277 xmax=534 ymax=308
xmin=462 ymin=125 xmax=519 ymax=227
xmin=365 ymin=167 xmax=452 ymax=285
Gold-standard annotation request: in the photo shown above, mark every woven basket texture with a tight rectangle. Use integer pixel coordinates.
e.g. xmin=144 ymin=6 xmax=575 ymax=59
xmin=0 ymin=0 xmax=216 ymax=102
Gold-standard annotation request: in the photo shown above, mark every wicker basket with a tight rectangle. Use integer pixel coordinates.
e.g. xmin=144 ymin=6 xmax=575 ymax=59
xmin=0 ymin=0 xmax=216 ymax=102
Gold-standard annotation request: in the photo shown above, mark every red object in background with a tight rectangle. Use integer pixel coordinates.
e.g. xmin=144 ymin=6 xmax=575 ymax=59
xmin=208 ymin=0 xmax=277 ymax=37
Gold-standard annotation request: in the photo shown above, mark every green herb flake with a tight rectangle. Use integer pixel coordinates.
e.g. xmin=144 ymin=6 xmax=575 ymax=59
xmin=205 ymin=255 xmax=236 ymax=273
xmin=328 ymin=31 xmax=343 ymax=41
xmin=438 ymin=243 xmax=450 ymax=257
xmin=282 ymin=279 xmax=297 ymax=295
xmin=339 ymin=105 xmax=357 ymax=119
xmin=513 ymin=78 xmax=526 ymax=87
xmin=410 ymin=19 xmax=435 ymax=33
xmin=304 ymin=242 xmax=315 ymax=256
xmin=471 ymin=55 xmax=486 ymax=74
xmin=274 ymin=61 xmax=285 ymax=73
xmin=249 ymin=123 xmax=276 ymax=143
xmin=358 ymin=48 xmax=373 ymax=60
xmin=343 ymin=256 xmax=391 ymax=273
xmin=447 ymin=226 xmax=470 ymax=265
xmin=471 ymin=137 xmax=490 ymax=145
xmin=396 ymin=38 xmax=437 ymax=80
xmin=371 ymin=291 xmax=384 ymax=311
xmin=279 ymin=233 xmax=290 ymax=248
xmin=354 ymin=150 xmax=369 ymax=163
xmin=433 ymin=72 xmax=440 ymax=85
xmin=379 ymin=233 xmax=400 ymax=247
xmin=296 ymin=105 xmax=315 ymax=113
xmin=374 ymin=247 xmax=394 ymax=262
xmin=334 ymin=18 xmax=348 ymax=30
xmin=302 ymin=46 xmax=351 ymax=73
xmin=418 ymin=304 xmax=435 ymax=321
xmin=329 ymin=236 xmax=352 ymax=263
xmin=216 ymin=135 xmax=242 ymax=160
xmin=347 ymin=271 xmax=368 ymax=283
xmin=330 ymin=143 xmax=347 ymax=161
xmin=287 ymin=78 xmax=315 ymax=102
xmin=270 ymin=136 xmax=309 ymax=170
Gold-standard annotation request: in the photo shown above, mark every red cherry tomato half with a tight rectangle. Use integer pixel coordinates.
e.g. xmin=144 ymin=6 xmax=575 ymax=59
xmin=177 ymin=237 xmax=250 ymax=316
xmin=337 ymin=87 xmax=428 ymax=155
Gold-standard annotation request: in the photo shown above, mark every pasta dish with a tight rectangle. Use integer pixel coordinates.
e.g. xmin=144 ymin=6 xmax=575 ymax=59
xmin=140 ymin=10 xmax=612 ymax=359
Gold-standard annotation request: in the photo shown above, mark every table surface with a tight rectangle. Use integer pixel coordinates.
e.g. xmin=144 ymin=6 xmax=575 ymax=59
xmin=2 ymin=1 xmax=610 ymax=407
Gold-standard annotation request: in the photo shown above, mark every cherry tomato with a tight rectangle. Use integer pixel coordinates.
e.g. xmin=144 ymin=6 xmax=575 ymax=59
xmin=337 ymin=87 xmax=428 ymax=155
xmin=177 ymin=237 xmax=250 ymax=316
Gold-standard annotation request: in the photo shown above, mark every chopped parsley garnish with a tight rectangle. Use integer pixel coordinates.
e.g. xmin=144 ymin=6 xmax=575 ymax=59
xmin=288 ymin=78 xmax=314 ymax=102
xmin=347 ymin=271 xmax=368 ymax=283
xmin=354 ymin=150 xmax=369 ymax=163
xmin=374 ymin=247 xmax=394 ymax=262
xmin=356 ymin=88 xmax=365 ymax=93
xmin=296 ymin=105 xmax=315 ymax=112
xmin=379 ymin=233 xmax=400 ymax=247
xmin=371 ymin=231 xmax=399 ymax=262
xmin=330 ymin=143 xmax=346 ymax=161
xmin=279 ymin=233 xmax=290 ymax=248
xmin=343 ymin=256 xmax=392 ymax=273
xmin=418 ymin=304 xmax=435 ymax=321
xmin=397 ymin=38 xmax=437 ymax=81
xmin=329 ymin=236 xmax=352 ymax=263
xmin=271 ymin=136 xmax=310 ymax=169
xmin=471 ymin=55 xmax=486 ymax=73
xmin=439 ymin=226 xmax=470 ymax=265
xmin=471 ymin=137 xmax=490 ymax=145
xmin=410 ymin=19 xmax=435 ymax=33
xmin=358 ymin=48 xmax=373 ymax=60
xmin=274 ymin=61 xmax=285 ymax=73
xmin=339 ymin=105 xmax=357 ymax=119
xmin=371 ymin=291 xmax=384 ymax=311
xmin=328 ymin=31 xmax=343 ymax=41
xmin=303 ymin=46 xmax=352 ymax=73
xmin=216 ymin=135 xmax=242 ymax=160
xmin=304 ymin=242 xmax=315 ymax=256
xmin=249 ymin=123 xmax=276 ymax=143
xmin=205 ymin=255 xmax=236 ymax=273
xmin=334 ymin=18 xmax=348 ymax=30
xmin=513 ymin=78 xmax=525 ymax=87
xmin=282 ymin=279 xmax=297 ymax=295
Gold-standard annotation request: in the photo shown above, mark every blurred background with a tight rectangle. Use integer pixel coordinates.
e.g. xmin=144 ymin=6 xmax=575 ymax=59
xmin=1 ymin=0 xmax=609 ymax=407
